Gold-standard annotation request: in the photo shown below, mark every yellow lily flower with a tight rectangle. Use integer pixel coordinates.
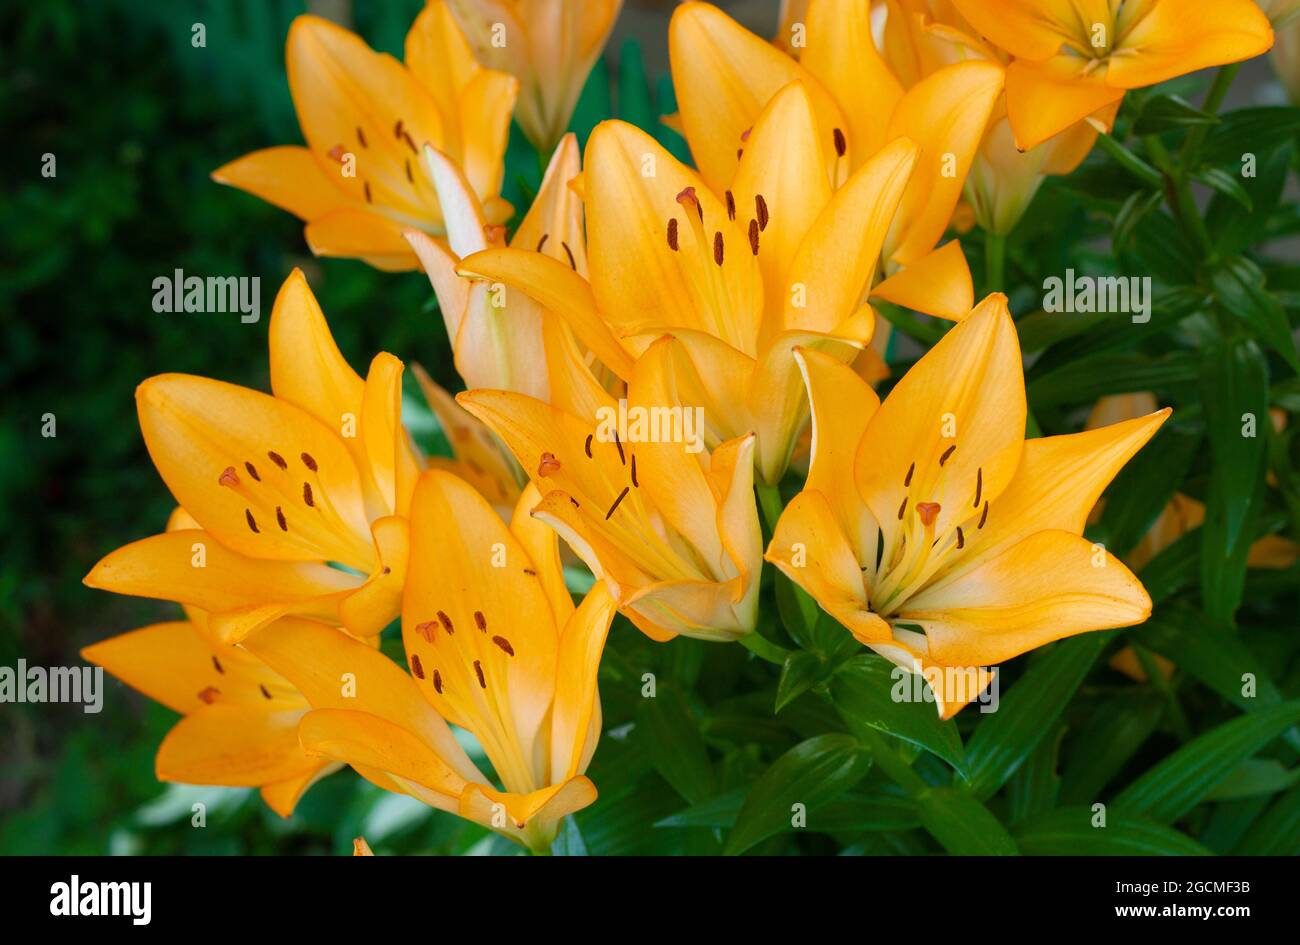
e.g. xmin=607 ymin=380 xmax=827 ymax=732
xmin=880 ymin=0 xmax=1119 ymax=234
xmin=950 ymin=0 xmax=1273 ymax=151
xmin=766 ymin=294 xmax=1168 ymax=717
xmin=244 ymin=471 xmax=618 ymax=852
xmin=445 ymin=0 xmax=623 ymax=154
xmin=669 ymin=0 xmax=1002 ymax=280
xmin=82 ymin=508 xmax=337 ymax=817
xmin=353 ymin=837 xmax=375 ymax=856
xmin=457 ymin=337 xmax=762 ymax=643
xmin=212 ymin=3 xmax=517 ymax=270
xmin=456 ymin=90 xmax=958 ymax=483
xmin=84 ymin=270 xmax=421 ymax=643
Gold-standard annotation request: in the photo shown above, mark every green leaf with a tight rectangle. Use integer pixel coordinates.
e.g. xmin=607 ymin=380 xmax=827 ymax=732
xmin=1060 ymin=690 xmax=1165 ymax=805
xmin=774 ymin=571 xmax=819 ymax=649
xmin=1206 ymin=759 xmax=1300 ymax=801
xmin=1194 ymin=167 xmax=1251 ymax=211
xmin=1200 ymin=106 xmax=1300 ymax=165
xmin=655 ymin=788 xmax=746 ymax=829
xmin=1112 ymin=188 xmax=1162 ymax=254
xmin=1015 ymin=808 xmax=1211 ymax=855
xmin=915 ymin=787 xmax=1019 ymax=855
xmin=1028 ymin=351 xmax=1198 ymax=409
xmin=1206 ymin=143 xmax=1291 ymax=255
xmin=775 ymin=650 xmax=825 ymax=714
xmin=1113 ymin=700 xmax=1300 ymax=824
xmin=723 ymin=734 xmax=872 ymax=855
xmin=1138 ymin=527 xmax=1200 ymax=605
xmin=637 ymin=690 xmax=715 ymax=805
xmin=1132 ymin=93 xmax=1219 ymax=135
xmin=550 ymin=816 xmax=588 ymax=855
xmin=615 ymin=38 xmax=655 ymax=132
xmin=830 ymin=654 xmax=967 ymax=775
xmin=965 ymin=633 xmax=1111 ymax=798
xmin=1234 ymin=784 xmax=1300 ymax=854
xmin=1210 ymin=257 xmax=1300 ymax=373
xmin=1199 ymin=339 xmax=1270 ymax=624
xmin=1097 ymin=422 xmax=1201 ymax=557
xmin=1007 ymin=723 xmax=1064 ymax=824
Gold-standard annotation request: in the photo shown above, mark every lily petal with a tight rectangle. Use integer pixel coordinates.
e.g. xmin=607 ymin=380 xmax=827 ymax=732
xmin=156 ymin=703 xmax=320 ymax=787
xmin=211 ymin=146 xmax=350 ymax=221
xmin=872 ymin=239 xmax=974 ymax=321
xmin=1108 ymin=0 xmax=1273 ymax=89
xmin=1004 ymin=57 xmax=1126 ymax=152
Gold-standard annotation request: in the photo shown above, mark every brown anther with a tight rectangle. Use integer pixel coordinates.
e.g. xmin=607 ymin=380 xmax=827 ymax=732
xmin=244 ymin=461 xmax=261 ymax=481
xmin=613 ymin=431 xmax=626 ymax=465
xmin=218 ymin=466 xmax=240 ymax=487
xmin=357 ymin=126 xmax=368 ymax=148
xmin=414 ymin=621 xmax=435 ymax=642
xmin=300 ymin=452 xmax=317 ymax=471
xmin=973 ymin=467 xmax=983 ymax=507
xmin=537 ymin=233 xmax=549 ymax=252
xmin=741 ymin=127 xmax=752 ymax=142
xmin=327 ymin=144 xmax=346 ymax=163
xmin=737 ymin=148 xmax=744 ymax=160
xmin=833 ymin=128 xmax=847 ymax=157
xmin=276 ymin=506 xmax=288 ymax=531
xmin=364 ymin=181 xmax=373 ymax=204
xmin=570 ymin=496 xmax=580 ymax=509
xmin=474 ymin=611 xmax=487 ymax=632
xmin=955 ymin=526 xmax=965 ymax=549
xmin=978 ymin=501 xmax=989 ymax=529
xmin=631 ymin=453 xmax=639 ymax=487
xmin=523 ymin=568 xmax=537 ymax=576
xmin=212 ymin=656 xmax=224 ymax=674
xmin=939 ymin=444 xmax=956 ymax=467
xmin=437 ymin=610 xmax=455 ymax=634
xmin=904 ymin=462 xmax=915 ymax=487
xmin=667 ymin=218 xmax=679 ymax=251
xmin=197 ymin=686 xmax=220 ymax=704
xmin=394 ymin=119 xmax=404 ymax=139
xmin=713 ymin=231 xmax=724 ymax=266
xmin=268 ymin=451 xmax=288 ymax=470
xmin=748 ymin=219 xmax=759 ymax=255
xmin=303 ymin=482 xmax=314 ymax=507
xmin=245 ymin=509 xmax=259 ymax=533
xmin=725 ymin=190 xmax=736 ymax=221
xmin=260 ymin=684 xmax=273 ymax=700
xmin=561 ymin=240 xmax=577 ymax=270
xmin=433 ymin=670 xmax=443 ymax=694
xmin=405 ymin=159 xmax=414 ymax=183
xmin=676 ymin=186 xmax=703 ymax=222
xmin=607 ymin=486 xmax=630 ymax=520
xmin=584 ymin=434 xmax=593 ymax=458
xmin=916 ymin=502 xmax=941 ymax=527
xmin=755 ymin=194 xmax=769 ymax=231
xmin=473 ymin=660 xmax=487 ymax=689
xmin=897 ymin=497 xmax=908 ymax=520
xmin=402 ymin=130 xmax=418 ymax=154
xmin=484 ymin=224 xmax=506 ymax=244
xmin=410 ymin=653 xmax=425 ymax=679
xmin=538 ymin=451 xmax=561 ymax=476
xmin=492 ymin=635 xmax=515 ymax=656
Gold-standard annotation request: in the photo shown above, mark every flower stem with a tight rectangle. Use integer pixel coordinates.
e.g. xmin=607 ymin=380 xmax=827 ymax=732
xmin=739 ymin=631 xmax=791 ymax=666
xmin=756 ymin=482 xmax=783 ymax=535
xmin=1179 ymin=62 xmax=1240 ymax=170
xmin=984 ymin=230 xmax=1005 ymax=293
xmin=856 ymin=728 xmax=930 ymax=797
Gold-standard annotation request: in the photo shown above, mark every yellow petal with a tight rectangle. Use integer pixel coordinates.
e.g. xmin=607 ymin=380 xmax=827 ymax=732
xmin=900 ymin=529 xmax=1151 ymax=667
xmin=407 ymin=227 xmax=471 ymax=343
xmin=856 ymin=293 xmax=1025 ymax=548
xmin=511 ymin=133 xmax=588 ymax=276
xmin=872 ymin=239 xmax=974 ymax=321
xmin=949 ymin=0 xmax=1081 ymax=60
xmin=550 ymin=582 xmax=617 ymax=780
xmin=211 ymin=146 xmax=350 ymax=221
xmin=1109 ymin=0 xmax=1273 ymax=89
xmin=304 ymin=208 xmax=419 ymax=270
xmin=583 ymin=119 xmax=762 ymax=355
xmin=260 ymin=764 xmax=336 ymax=817
xmin=1005 ymin=57 xmax=1126 ymax=152
xmin=404 ymin=0 xmax=480 ymax=154
xmin=156 ymin=703 xmax=320 ymax=787
xmin=136 ymin=374 xmax=374 ymax=569
xmin=457 ymin=247 xmax=635 ymax=379
xmin=801 ymin=0 xmax=905 ymax=164
xmin=459 ymin=776 xmax=598 ymax=837
xmin=336 ymin=514 xmax=410 ymax=637
xmin=361 ymin=353 xmax=422 ymax=516
xmin=241 ymin=616 xmax=482 ymax=783
xmin=885 ymin=60 xmax=1005 ymax=265
xmin=784 ymin=136 xmax=918 ymax=332
xmin=80 ymin=621 xmax=235 ymax=715
xmin=298 ymin=708 xmax=467 ymax=809
xmin=669 ymin=0 xmax=846 ymax=190
xmin=509 ymin=482 xmax=574 ymax=630
xmin=84 ymin=529 xmax=358 ymax=633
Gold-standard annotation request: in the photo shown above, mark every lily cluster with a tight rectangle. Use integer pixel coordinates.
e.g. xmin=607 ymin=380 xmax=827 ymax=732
xmin=82 ymin=0 xmax=1277 ymax=852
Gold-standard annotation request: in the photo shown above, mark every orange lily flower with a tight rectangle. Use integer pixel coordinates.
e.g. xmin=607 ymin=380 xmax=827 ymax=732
xmin=212 ymin=3 xmax=517 ymax=270
xmin=244 ymin=471 xmax=618 ymax=853
xmin=456 ymin=93 xmax=952 ymax=483
xmin=458 ymin=337 xmax=762 ymax=642
xmin=82 ymin=508 xmax=338 ymax=817
xmin=766 ymin=294 xmax=1168 ymax=717
xmin=950 ymin=0 xmax=1273 ymax=151
xmin=445 ymin=0 xmax=623 ymax=154
xmin=84 ymin=270 xmax=421 ymax=644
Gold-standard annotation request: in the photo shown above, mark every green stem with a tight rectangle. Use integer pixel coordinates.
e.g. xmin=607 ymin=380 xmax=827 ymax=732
xmin=739 ymin=631 xmax=792 ymax=666
xmin=1179 ymin=62 xmax=1240 ymax=169
xmin=1146 ymin=134 xmax=1215 ymax=259
xmin=984 ymin=230 xmax=1006 ymax=294
xmin=1091 ymin=125 xmax=1165 ymax=189
xmin=756 ymin=482 xmax=783 ymax=535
